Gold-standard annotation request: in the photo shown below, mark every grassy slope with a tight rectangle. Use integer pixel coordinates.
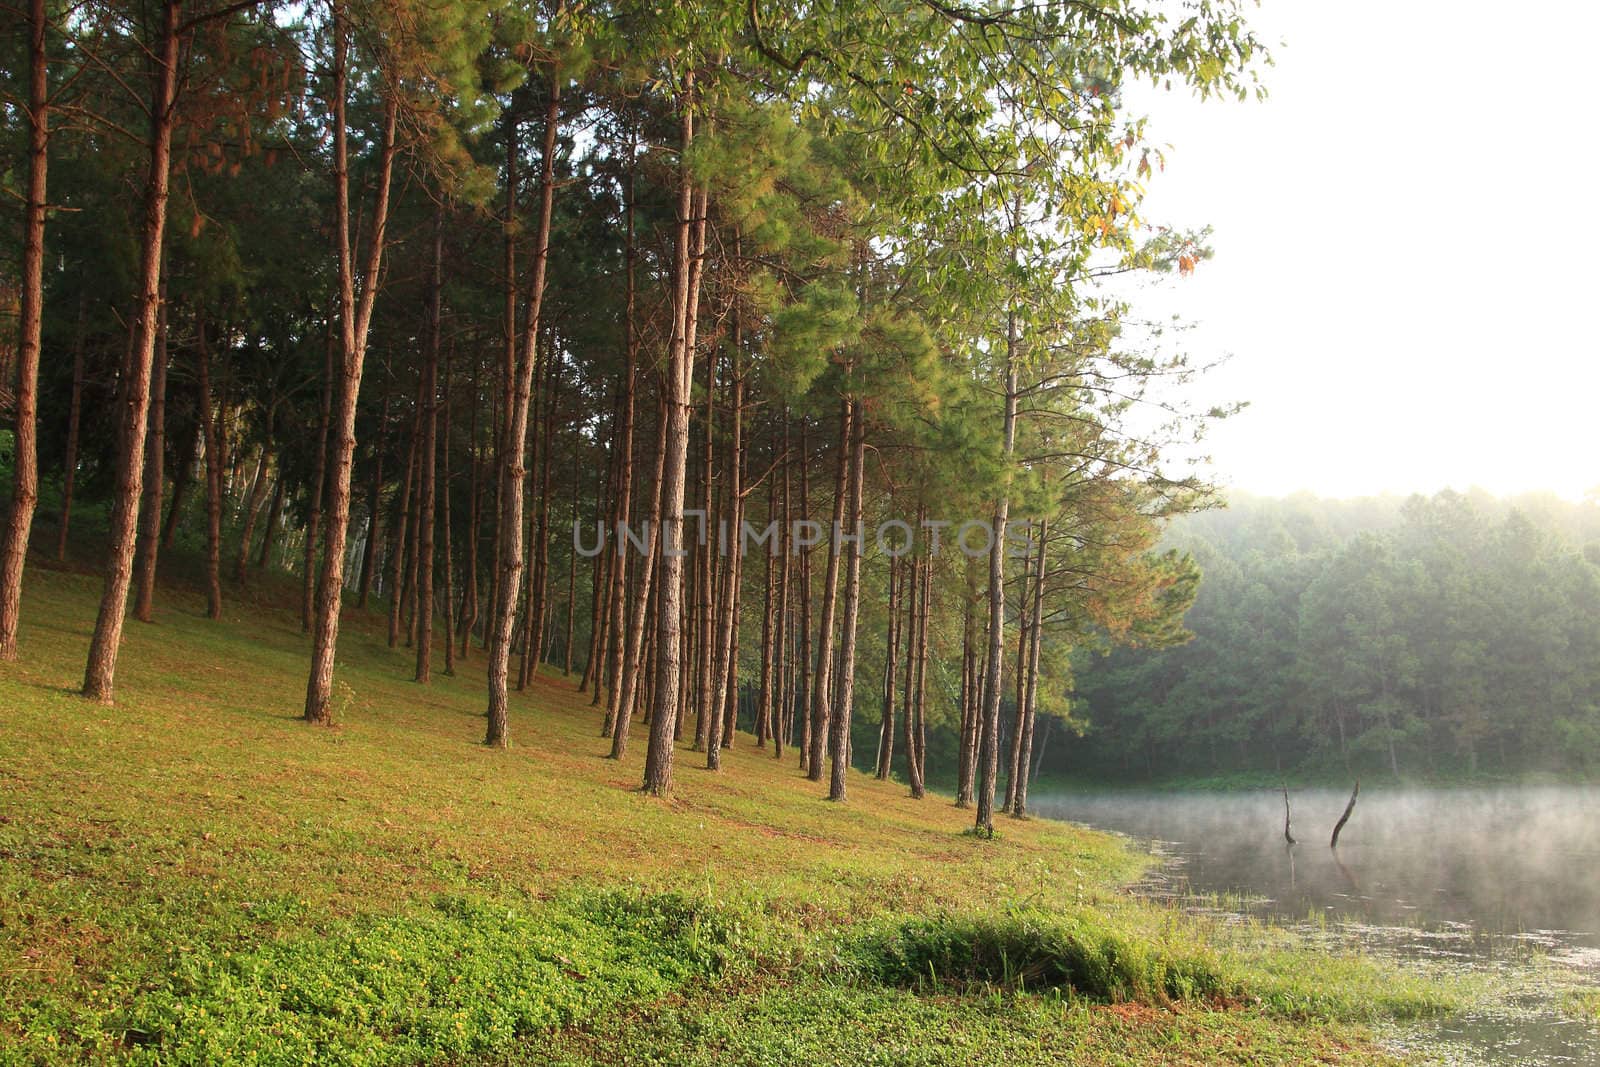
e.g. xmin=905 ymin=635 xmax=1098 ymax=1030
xmin=1 ymin=562 xmax=1443 ymax=1064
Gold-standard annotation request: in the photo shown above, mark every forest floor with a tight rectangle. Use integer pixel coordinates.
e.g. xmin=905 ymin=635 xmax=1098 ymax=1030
xmin=2 ymin=561 xmax=1464 ymax=1064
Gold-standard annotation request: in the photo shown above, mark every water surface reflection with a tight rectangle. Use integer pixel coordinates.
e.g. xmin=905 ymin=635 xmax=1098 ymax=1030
xmin=1032 ymin=786 xmax=1600 ymax=1064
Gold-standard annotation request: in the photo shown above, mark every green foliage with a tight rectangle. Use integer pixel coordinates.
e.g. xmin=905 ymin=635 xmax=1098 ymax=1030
xmin=8 ymin=889 xmax=745 ymax=1063
xmin=855 ymin=908 xmax=1229 ymax=1003
xmin=1069 ymin=491 xmax=1600 ymax=781
xmin=0 ymin=567 xmax=1455 ymax=1065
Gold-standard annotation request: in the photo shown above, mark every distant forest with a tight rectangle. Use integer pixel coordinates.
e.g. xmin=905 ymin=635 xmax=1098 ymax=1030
xmin=1057 ymin=491 xmax=1600 ymax=782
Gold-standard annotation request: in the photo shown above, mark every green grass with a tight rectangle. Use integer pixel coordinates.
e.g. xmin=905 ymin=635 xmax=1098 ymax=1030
xmin=1 ymin=561 xmax=1451 ymax=1063
xmin=1561 ymin=989 xmax=1600 ymax=1021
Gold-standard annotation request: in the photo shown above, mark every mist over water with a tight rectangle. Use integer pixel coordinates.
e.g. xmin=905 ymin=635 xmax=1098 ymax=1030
xmin=1032 ymin=786 xmax=1600 ymax=1065
xmin=1032 ymin=787 xmax=1600 ymax=942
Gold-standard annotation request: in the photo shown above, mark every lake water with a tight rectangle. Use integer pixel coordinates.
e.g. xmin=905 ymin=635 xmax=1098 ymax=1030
xmin=1032 ymin=786 xmax=1600 ymax=1065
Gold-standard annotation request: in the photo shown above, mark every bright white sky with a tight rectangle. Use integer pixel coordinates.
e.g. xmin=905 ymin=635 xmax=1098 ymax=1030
xmin=1119 ymin=0 xmax=1600 ymax=502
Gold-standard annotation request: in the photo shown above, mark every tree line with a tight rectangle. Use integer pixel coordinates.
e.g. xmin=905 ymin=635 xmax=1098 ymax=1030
xmin=0 ymin=0 xmax=1265 ymax=831
xmin=1066 ymin=490 xmax=1600 ymax=781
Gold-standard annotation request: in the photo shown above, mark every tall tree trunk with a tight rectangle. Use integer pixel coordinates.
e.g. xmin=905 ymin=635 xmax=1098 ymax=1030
xmin=828 ymin=399 xmax=866 ymax=801
xmin=302 ymin=328 xmax=335 ymax=629
xmin=582 ymin=443 xmax=611 ymax=697
xmin=1004 ymin=527 xmax=1032 ymax=812
xmin=708 ymin=349 xmax=745 ymax=764
xmin=133 ymin=285 xmax=169 ymax=621
xmin=234 ymin=440 xmax=272 ymax=583
xmin=403 ymin=394 xmax=422 ymax=647
xmin=718 ymin=365 xmax=746 ymax=752
xmin=562 ymin=468 xmax=577 ymax=674
xmin=806 ymin=400 xmax=851 ymax=782
xmin=486 ymin=116 xmax=516 ymax=661
xmin=457 ymin=361 xmax=480 ymax=658
xmin=196 ymin=318 xmax=224 ymax=619
xmin=693 ymin=345 xmax=716 ymax=751
xmin=904 ymin=545 xmax=926 ymax=799
xmin=796 ymin=418 xmax=813 ymax=773
xmin=922 ymin=559 xmax=936 ymax=794
xmin=485 ymin=79 xmax=560 ymax=747
xmin=388 ymin=417 xmax=417 ymax=646
xmin=876 ymin=550 xmax=900 ymax=780
xmin=159 ymin=415 xmax=196 ymax=550
xmin=1011 ymin=517 xmax=1047 ymax=817
xmin=524 ymin=343 xmax=560 ymax=683
xmin=772 ymin=415 xmax=791 ymax=761
xmin=582 ymin=458 xmax=609 ymax=696
xmin=955 ymin=560 xmax=978 ymax=806
xmin=58 ymin=300 xmax=89 ymax=560
xmin=975 ymin=313 xmax=1019 ymax=833
xmin=0 ymin=0 xmax=50 ymax=658
xmin=440 ymin=353 xmax=456 ymax=676
xmin=415 ymin=212 xmax=442 ymax=684
xmin=81 ymin=0 xmax=181 ymax=700
xmin=517 ymin=334 xmax=551 ymax=690
xmin=756 ymin=447 xmax=777 ymax=749
xmin=1030 ymin=713 xmax=1052 ymax=785
xmin=356 ymin=388 xmax=389 ymax=608
xmin=609 ymin=393 xmax=667 ymax=759
xmin=303 ymin=5 xmax=399 ymax=723
xmin=257 ymin=473 xmax=285 ymax=568
xmin=641 ymin=83 xmax=702 ymax=795
xmin=598 ymin=143 xmax=637 ymax=714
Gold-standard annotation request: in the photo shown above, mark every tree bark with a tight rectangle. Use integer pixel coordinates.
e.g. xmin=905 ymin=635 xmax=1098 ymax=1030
xmin=562 ymin=469 xmax=577 ymax=674
xmin=234 ymin=441 xmax=272 ymax=583
xmin=402 ymin=392 xmax=422 ymax=646
xmin=708 ymin=348 xmax=745 ymax=764
xmin=457 ymin=362 xmax=480 ymax=658
xmin=1004 ymin=527 xmax=1032 ymax=812
xmin=582 ymin=461 xmax=609 ymax=696
xmin=610 ymin=392 xmax=667 ymax=760
xmin=719 ymin=381 xmax=746 ymax=752
xmin=82 ymin=0 xmax=181 ymax=701
xmin=303 ymin=6 xmax=399 ymax=723
xmin=974 ymin=313 xmax=1020 ymax=833
xmin=876 ymin=551 xmax=900 ymax=780
xmin=485 ymin=79 xmax=560 ymax=747
xmin=955 ymin=561 xmax=979 ymax=806
xmin=440 ymin=353 xmax=456 ymax=676
xmin=196 ymin=317 xmax=224 ymax=619
xmin=302 ymin=327 xmax=334 ymax=629
xmin=796 ymin=418 xmax=813 ymax=773
xmin=415 ymin=212 xmax=442 ymax=684
xmin=966 ymin=308 xmax=1017 ymax=831
xmin=641 ymin=83 xmax=702 ymax=795
xmin=133 ymin=285 xmax=170 ymax=621
xmin=356 ymin=388 xmax=388 ymax=608
xmin=1030 ymin=713 xmax=1052 ymax=784
xmin=256 ymin=472 xmax=285 ymax=569
xmin=693 ymin=342 xmax=716 ymax=751
xmin=599 ymin=141 xmax=638 ymax=718
xmin=58 ymin=301 xmax=89 ymax=559
xmin=0 ymin=0 xmax=50 ymax=659
xmin=919 ymin=559 xmax=934 ymax=796
xmin=828 ymin=398 xmax=866 ymax=801
xmin=522 ymin=341 xmax=560 ymax=684
xmin=806 ymin=399 xmax=851 ymax=782
xmin=1330 ymin=781 xmax=1360 ymax=848
xmin=908 ymin=543 xmax=934 ymax=793
xmin=1011 ymin=517 xmax=1047 ymax=817
xmin=388 ymin=413 xmax=417 ymax=646
xmin=772 ymin=415 xmax=791 ymax=762
xmin=756 ymin=445 xmax=778 ymax=749
xmin=159 ymin=413 xmax=196 ymax=550
xmin=486 ymin=115 xmax=516 ymax=659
